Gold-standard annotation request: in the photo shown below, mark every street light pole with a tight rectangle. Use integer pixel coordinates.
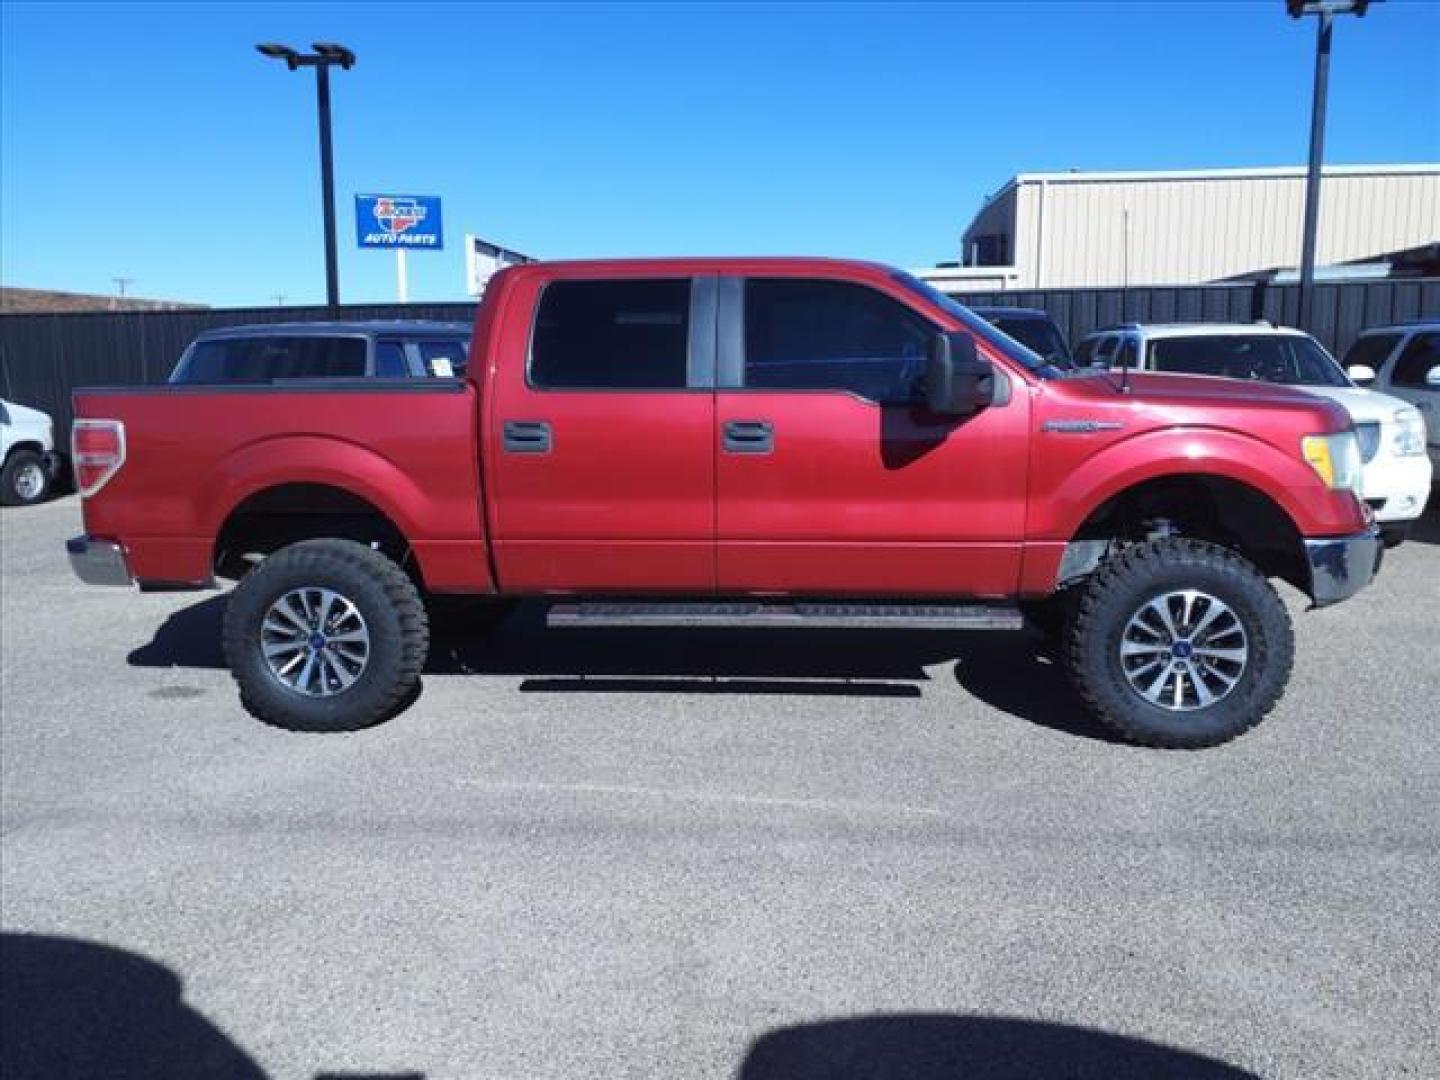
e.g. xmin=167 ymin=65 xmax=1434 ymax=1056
xmin=1285 ymin=0 xmax=1378 ymax=329
xmin=314 ymin=62 xmax=339 ymax=310
xmin=1297 ymin=12 xmax=1333 ymax=329
xmin=256 ymin=42 xmax=356 ymax=312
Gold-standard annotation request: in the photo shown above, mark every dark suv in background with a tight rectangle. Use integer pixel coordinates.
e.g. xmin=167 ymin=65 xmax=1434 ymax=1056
xmin=969 ymin=306 xmax=1074 ymax=369
xmin=168 ymin=321 xmax=472 ymax=384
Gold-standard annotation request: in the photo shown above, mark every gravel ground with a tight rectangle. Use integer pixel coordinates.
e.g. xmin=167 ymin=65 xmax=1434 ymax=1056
xmin=3 ymin=494 xmax=1437 ymax=1079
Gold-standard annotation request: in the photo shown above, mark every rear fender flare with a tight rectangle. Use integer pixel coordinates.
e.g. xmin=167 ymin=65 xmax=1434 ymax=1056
xmin=201 ymin=435 xmax=430 ymax=551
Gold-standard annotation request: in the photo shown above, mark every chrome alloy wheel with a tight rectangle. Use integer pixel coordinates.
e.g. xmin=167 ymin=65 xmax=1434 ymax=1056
xmin=260 ymin=587 xmax=370 ymax=697
xmin=1119 ymin=589 xmax=1248 ymax=712
xmin=14 ymin=462 xmax=45 ymax=501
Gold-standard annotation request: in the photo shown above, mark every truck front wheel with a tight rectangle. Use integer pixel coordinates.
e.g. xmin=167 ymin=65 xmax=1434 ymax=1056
xmin=222 ymin=538 xmax=429 ymax=732
xmin=1064 ymin=539 xmax=1293 ymax=749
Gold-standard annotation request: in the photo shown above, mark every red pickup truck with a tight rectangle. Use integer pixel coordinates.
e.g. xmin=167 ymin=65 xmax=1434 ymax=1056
xmin=68 ymin=258 xmax=1380 ymax=747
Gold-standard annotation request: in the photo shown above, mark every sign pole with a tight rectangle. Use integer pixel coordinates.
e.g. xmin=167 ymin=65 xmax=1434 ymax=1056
xmin=396 ymin=248 xmax=409 ymax=303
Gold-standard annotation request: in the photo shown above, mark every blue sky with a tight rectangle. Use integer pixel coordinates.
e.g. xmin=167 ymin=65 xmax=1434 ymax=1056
xmin=3 ymin=1 xmax=1437 ymax=307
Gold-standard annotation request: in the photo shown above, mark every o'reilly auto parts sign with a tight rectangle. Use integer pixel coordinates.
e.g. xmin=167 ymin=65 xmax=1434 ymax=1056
xmin=355 ymin=194 xmax=443 ymax=248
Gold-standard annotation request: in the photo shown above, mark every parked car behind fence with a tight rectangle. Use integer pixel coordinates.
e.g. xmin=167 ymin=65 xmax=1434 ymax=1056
xmin=168 ymin=321 xmax=472 ymax=384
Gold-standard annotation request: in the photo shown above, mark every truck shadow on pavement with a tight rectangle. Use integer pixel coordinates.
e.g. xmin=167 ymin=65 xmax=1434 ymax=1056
xmin=739 ymin=1013 xmax=1258 ymax=1079
xmin=0 ymin=932 xmax=422 ymax=1080
xmin=128 ymin=597 xmax=1120 ymax=743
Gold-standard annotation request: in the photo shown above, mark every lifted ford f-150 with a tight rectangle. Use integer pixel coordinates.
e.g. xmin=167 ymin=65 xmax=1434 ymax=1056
xmin=68 ymin=258 xmax=1381 ymax=747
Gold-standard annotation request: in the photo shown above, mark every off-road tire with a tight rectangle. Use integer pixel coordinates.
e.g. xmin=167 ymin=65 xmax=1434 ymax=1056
xmin=223 ymin=539 xmax=429 ymax=732
xmin=1064 ymin=538 xmax=1293 ymax=749
xmin=0 ymin=449 xmax=49 ymax=506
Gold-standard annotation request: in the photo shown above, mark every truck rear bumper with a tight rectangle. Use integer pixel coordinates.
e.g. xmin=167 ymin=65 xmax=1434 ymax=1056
xmin=66 ymin=535 xmax=134 ymax=588
xmin=1304 ymin=528 xmax=1382 ymax=609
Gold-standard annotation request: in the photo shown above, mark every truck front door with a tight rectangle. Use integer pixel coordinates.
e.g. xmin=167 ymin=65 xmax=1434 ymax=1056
xmin=714 ymin=276 xmax=1030 ymax=597
xmin=485 ymin=275 xmax=717 ymax=592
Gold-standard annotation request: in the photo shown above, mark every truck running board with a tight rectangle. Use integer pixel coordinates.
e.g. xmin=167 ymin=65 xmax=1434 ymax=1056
xmin=545 ymin=600 xmax=1024 ymax=631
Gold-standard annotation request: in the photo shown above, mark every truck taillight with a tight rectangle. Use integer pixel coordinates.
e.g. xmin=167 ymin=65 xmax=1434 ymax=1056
xmin=71 ymin=419 xmax=126 ymax=497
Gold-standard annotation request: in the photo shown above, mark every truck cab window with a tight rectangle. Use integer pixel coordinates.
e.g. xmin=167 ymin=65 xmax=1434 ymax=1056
xmin=175 ymin=336 xmax=366 ymax=383
xmin=743 ymin=279 xmax=932 ymax=404
xmin=374 ymin=341 xmax=409 ymax=378
xmin=1392 ymin=333 xmax=1440 ymax=388
xmin=417 ymin=339 xmax=469 ymax=377
xmin=531 ymin=279 xmax=690 ymax=389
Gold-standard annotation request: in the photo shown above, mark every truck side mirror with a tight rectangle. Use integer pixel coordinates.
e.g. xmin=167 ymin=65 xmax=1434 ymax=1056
xmin=1347 ymin=363 xmax=1376 ymax=385
xmin=926 ymin=332 xmax=992 ymax=415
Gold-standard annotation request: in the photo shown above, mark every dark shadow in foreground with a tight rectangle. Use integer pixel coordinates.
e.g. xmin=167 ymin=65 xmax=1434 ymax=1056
xmin=0 ymin=933 xmax=422 ymax=1080
xmin=740 ymin=1013 xmax=1258 ymax=1080
xmin=0 ymin=932 xmax=265 ymax=1080
xmin=128 ymin=597 xmax=1119 ymax=743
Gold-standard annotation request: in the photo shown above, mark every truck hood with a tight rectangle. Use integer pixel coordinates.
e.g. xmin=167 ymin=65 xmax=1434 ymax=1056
xmin=1291 ymin=384 xmax=1415 ymax=423
xmin=1060 ymin=370 xmax=1348 ymax=415
xmin=1 ymin=400 xmax=53 ymax=428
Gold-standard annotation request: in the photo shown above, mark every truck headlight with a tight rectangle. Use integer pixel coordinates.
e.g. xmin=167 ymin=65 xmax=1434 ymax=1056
xmin=1301 ymin=431 xmax=1363 ymax=492
xmin=1392 ymin=408 xmax=1427 ymax=457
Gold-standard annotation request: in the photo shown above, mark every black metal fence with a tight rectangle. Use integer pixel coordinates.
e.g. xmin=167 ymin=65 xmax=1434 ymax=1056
xmin=2 ymin=278 xmax=1436 ymax=456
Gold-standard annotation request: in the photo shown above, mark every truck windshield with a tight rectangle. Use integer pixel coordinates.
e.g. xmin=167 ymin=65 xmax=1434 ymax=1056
xmin=889 ymin=272 xmax=1059 ymax=377
xmin=1149 ymin=335 xmax=1350 ymax=388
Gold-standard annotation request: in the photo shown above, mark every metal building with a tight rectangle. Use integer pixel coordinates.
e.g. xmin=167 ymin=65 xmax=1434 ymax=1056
xmin=921 ymin=164 xmax=1440 ymax=292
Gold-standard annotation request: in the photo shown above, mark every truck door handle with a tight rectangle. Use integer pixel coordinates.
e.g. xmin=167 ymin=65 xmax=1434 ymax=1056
xmin=503 ymin=420 xmax=552 ymax=454
xmin=723 ymin=419 xmax=773 ymax=454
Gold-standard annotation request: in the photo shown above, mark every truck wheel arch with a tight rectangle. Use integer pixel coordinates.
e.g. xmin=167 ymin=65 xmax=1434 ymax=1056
xmin=212 ymin=482 xmax=421 ymax=587
xmin=1058 ymin=473 xmax=1311 ymax=596
xmin=202 ymin=435 xmax=445 ymax=583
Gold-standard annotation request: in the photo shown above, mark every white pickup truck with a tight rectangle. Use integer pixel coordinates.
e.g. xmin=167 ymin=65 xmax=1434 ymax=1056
xmin=0 ymin=398 xmax=59 ymax=506
xmin=1075 ymin=323 xmax=1433 ymax=544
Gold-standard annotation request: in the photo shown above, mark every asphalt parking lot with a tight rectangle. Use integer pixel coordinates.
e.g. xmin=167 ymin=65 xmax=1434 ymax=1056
xmin=2 ymin=494 xmax=1437 ymax=1079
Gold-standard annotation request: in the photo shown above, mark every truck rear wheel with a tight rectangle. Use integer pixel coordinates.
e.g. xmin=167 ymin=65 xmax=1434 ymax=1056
xmin=1063 ymin=538 xmax=1293 ymax=749
xmin=222 ymin=539 xmax=429 ymax=732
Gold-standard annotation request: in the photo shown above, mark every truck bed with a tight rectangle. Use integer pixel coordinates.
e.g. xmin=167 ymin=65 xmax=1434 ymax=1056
xmin=73 ymin=380 xmax=492 ymax=592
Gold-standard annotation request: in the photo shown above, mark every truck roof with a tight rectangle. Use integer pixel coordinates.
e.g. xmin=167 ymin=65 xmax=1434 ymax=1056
xmin=1082 ymin=322 xmax=1309 ymax=340
xmin=194 ymin=320 xmax=472 ymax=340
xmin=506 ymin=256 xmax=895 ymax=278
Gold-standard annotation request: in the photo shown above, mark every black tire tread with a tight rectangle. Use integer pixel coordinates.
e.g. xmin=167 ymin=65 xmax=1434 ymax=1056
xmin=222 ymin=539 xmax=428 ymax=731
xmin=1064 ymin=538 xmax=1293 ymax=749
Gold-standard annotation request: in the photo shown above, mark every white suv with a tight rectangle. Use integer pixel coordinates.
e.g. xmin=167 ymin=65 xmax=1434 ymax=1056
xmin=1075 ymin=323 xmax=1433 ymax=543
xmin=1340 ymin=321 xmax=1440 ymax=473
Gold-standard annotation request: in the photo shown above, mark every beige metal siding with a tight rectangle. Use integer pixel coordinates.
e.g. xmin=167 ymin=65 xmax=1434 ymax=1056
xmin=1010 ymin=168 xmax=1440 ymax=287
xmin=961 ymin=186 xmax=1018 ymax=265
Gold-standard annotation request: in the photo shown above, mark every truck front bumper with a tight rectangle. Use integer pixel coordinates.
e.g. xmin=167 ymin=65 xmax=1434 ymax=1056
xmin=67 ymin=535 xmax=134 ymax=588
xmin=1304 ymin=528 xmax=1382 ymax=609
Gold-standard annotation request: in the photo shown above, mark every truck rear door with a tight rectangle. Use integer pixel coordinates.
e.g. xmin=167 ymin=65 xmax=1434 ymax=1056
xmin=713 ymin=275 xmax=1030 ymax=597
xmin=483 ymin=275 xmax=717 ymax=592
